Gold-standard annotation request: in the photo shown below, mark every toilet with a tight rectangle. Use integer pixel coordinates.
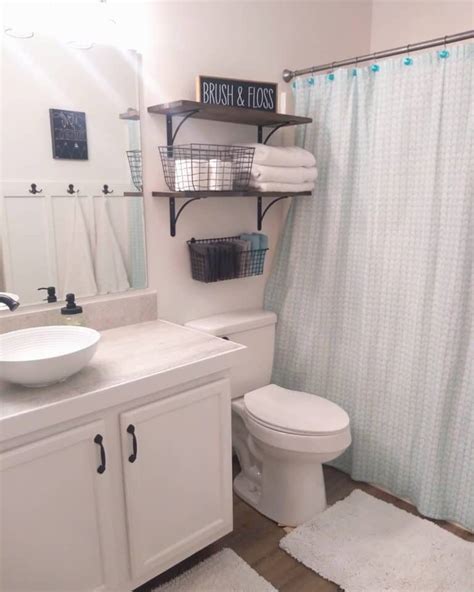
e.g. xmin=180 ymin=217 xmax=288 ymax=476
xmin=185 ymin=309 xmax=351 ymax=526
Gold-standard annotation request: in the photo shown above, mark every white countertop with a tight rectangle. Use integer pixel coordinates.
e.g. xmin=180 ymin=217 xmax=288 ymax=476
xmin=0 ymin=320 xmax=244 ymax=441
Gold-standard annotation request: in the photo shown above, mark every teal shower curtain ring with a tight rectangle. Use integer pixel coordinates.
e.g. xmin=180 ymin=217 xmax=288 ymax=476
xmin=352 ymin=56 xmax=358 ymax=76
xmin=370 ymin=52 xmax=380 ymax=72
xmin=327 ymin=62 xmax=335 ymax=81
xmin=439 ymin=36 xmax=450 ymax=58
xmin=404 ymin=44 xmax=413 ymax=65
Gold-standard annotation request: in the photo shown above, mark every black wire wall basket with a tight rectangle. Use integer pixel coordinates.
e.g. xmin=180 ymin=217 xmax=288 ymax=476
xmin=127 ymin=149 xmax=143 ymax=191
xmin=159 ymin=144 xmax=255 ymax=192
xmin=187 ymin=236 xmax=268 ymax=283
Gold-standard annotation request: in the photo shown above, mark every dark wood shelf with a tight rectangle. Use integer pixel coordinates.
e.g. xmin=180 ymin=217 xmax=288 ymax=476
xmin=147 ymin=100 xmax=312 ymax=128
xmin=119 ymin=108 xmax=140 ymax=120
xmin=148 ymin=99 xmax=313 ymax=235
xmin=153 ymin=189 xmax=312 ymax=236
xmin=152 ymin=190 xmax=312 ymax=198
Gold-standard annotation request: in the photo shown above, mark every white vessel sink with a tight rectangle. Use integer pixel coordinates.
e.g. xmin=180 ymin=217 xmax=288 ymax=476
xmin=0 ymin=326 xmax=100 ymax=387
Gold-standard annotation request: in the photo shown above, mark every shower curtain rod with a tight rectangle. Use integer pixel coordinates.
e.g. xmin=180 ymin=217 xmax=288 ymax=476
xmin=282 ymin=29 xmax=474 ymax=82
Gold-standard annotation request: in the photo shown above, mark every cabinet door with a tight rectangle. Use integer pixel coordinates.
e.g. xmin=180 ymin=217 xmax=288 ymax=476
xmin=121 ymin=379 xmax=232 ymax=580
xmin=0 ymin=421 xmax=117 ymax=592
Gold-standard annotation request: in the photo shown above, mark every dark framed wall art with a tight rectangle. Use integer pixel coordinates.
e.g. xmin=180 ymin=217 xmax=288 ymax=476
xmin=49 ymin=108 xmax=88 ymax=160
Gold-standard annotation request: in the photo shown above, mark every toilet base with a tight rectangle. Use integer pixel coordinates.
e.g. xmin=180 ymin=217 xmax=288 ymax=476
xmin=233 ymin=471 xmax=261 ymax=508
xmin=231 ymin=398 xmax=349 ymax=527
xmin=233 ymin=458 xmax=328 ymax=527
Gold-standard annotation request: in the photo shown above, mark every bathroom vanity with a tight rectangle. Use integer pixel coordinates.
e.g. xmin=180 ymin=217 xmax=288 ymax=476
xmin=0 ymin=320 xmax=245 ymax=592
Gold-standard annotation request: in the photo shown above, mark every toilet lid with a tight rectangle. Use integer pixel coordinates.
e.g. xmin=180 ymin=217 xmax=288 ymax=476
xmin=244 ymin=384 xmax=350 ymax=436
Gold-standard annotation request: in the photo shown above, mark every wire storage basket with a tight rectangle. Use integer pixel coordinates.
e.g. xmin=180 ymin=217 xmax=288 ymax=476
xmin=187 ymin=236 xmax=268 ymax=283
xmin=127 ymin=149 xmax=143 ymax=191
xmin=159 ymin=144 xmax=255 ymax=192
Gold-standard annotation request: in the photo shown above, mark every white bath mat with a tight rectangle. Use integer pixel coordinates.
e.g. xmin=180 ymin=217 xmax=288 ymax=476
xmin=153 ymin=548 xmax=277 ymax=592
xmin=280 ymin=489 xmax=473 ymax=592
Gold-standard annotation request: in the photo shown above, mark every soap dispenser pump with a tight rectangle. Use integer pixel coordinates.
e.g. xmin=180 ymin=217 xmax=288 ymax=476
xmin=61 ymin=293 xmax=84 ymax=326
xmin=38 ymin=286 xmax=57 ymax=303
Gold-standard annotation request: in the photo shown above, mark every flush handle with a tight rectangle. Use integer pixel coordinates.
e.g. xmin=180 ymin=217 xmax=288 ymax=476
xmin=94 ymin=434 xmax=106 ymax=474
xmin=127 ymin=424 xmax=138 ymax=463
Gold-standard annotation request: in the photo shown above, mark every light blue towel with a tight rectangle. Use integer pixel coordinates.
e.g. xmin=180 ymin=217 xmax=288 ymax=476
xmin=240 ymin=233 xmax=260 ymax=250
xmin=253 ymin=233 xmax=268 ymax=250
xmin=253 ymin=233 xmax=268 ymax=273
xmin=243 ymin=233 xmax=267 ymax=273
xmin=239 ymin=233 xmax=268 ymax=274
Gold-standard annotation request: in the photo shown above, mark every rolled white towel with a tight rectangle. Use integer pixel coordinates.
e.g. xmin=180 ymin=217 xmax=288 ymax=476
xmin=244 ymin=144 xmax=316 ymax=168
xmin=250 ymin=181 xmax=315 ymax=193
xmin=251 ymin=164 xmax=318 ymax=184
xmin=175 ymin=158 xmax=208 ymax=191
xmin=209 ymin=159 xmax=234 ymax=190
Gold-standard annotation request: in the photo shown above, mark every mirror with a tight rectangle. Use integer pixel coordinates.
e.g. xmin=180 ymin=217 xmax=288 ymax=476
xmin=0 ymin=32 xmax=146 ymax=307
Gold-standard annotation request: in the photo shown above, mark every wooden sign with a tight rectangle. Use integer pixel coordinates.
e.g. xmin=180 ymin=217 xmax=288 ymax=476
xmin=49 ymin=108 xmax=88 ymax=160
xmin=196 ymin=76 xmax=278 ymax=112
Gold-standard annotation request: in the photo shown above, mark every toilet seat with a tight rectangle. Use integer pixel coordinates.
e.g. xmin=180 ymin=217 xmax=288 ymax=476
xmin=244 ymin=384 xmax=350 ymax=436
xmin=244 ymin=409 xmax=352 ymax=455
xmin=241 ymin=384 xmax=351 ymax=455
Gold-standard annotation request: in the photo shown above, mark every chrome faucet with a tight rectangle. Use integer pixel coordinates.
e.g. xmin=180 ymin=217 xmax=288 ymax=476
xmin=0 ymin=293 xmax=20 ymax=311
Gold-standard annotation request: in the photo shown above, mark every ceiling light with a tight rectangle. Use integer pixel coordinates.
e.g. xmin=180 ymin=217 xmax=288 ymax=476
xmin=67 ymin=39 xmax=94 ymax=50
xmin=4 ymin=27 xmax=34 ymax=39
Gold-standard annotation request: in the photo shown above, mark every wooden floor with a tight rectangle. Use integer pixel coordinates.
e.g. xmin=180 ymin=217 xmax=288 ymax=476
xmin=137 ymin=462 xmax=473 ymax=591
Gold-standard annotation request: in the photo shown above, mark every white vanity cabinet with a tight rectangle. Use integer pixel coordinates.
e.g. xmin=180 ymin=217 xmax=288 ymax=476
xmin=121 ymin=380 xmax=232 ymax=581
xmin=0 ymin=420 xmax=117 ymax=592
xmin=0 ymin=378 xmax=233 ymax=592
xmin=0 ymin=319 xmax=244 ymax=591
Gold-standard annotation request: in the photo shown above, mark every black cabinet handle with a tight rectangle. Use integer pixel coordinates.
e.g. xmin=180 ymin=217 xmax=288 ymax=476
xmin=127 ymin=424 xmax=138 ymax=463
xmin=94 ymin=434 xmax=106 ymax=474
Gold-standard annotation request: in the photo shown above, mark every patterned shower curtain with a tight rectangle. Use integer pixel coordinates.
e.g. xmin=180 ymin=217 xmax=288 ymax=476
xmin=265 ymin=44 xmax=473 ymax=530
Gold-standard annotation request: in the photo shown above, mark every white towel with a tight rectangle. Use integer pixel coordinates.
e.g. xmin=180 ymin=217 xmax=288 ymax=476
xmin=251 ymin=164 xmax=318 ymax=184
xmin=94 ymin=198 xmax=130 ymax=295
xmin=249 ymin=181 xmax=315 ymax=193
xmin=63 ymin=197 xmax=98 ymax=298
xmin=244 ymin=144 xmax=316 ymax=168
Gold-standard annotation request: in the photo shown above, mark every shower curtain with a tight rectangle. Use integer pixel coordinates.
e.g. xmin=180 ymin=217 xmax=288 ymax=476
xmin=265 ymin=44 xmax=473 ymax=530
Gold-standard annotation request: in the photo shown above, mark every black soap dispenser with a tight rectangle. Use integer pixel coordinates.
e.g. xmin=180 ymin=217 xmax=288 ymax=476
xmin=38 ymin=286 xmax=57 ymax=303
xmin=61 ymin=293 xmax=84 ymax=326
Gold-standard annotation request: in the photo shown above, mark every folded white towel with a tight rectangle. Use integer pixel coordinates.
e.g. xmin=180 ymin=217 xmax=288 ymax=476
xmin=251 ymin=164 xmax=318 ymax=184
xmin=250 ymin=181 xmax=315 ymax=193
xmin=245 ymin=144 xmax=316 ymax=168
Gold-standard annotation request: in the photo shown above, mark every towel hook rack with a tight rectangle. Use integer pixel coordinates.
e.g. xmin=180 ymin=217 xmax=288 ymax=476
xmin=66 ymin=184 xmax=79 ymax=195
xmin=29 ymin=183 xmax=42 ymax=195
xmin=102 ymin=184 xmax=114 ymax=195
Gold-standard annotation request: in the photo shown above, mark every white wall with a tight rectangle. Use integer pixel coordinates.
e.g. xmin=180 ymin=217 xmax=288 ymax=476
xmin=370 ymin=0 xmax=473 ymax=51
xmin=139 ymin=1 xmax=373 ymax=324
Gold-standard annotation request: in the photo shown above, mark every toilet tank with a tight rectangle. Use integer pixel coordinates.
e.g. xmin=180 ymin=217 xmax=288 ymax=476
xmin=185 ymin=309 xmax=277 ymax=399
